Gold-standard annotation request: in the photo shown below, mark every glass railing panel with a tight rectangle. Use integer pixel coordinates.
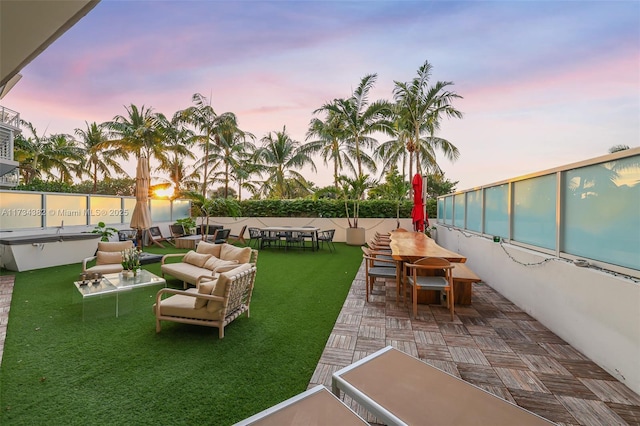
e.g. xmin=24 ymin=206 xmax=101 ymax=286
xmin=484 ymin=184 xmax=508 ymax=239
xmin=45 ymin=194 xmax=88 ymax=227
xmin=89 ymin=196 xmax=123 ymax=225
xmin=563 ymin=156 xmax=640 ymax=270
xmin=466 ymin=190 xmax=482 ymax=232
xmin=0 ymin=192 xmax=42 ymax=229
xmin=513 ymin=174 xmax=556 ymax=250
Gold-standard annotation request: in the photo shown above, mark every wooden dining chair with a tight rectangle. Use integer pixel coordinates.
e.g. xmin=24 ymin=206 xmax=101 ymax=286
xmin=404 ymin=257 xmax=455 ymax=320
xmin=362 ymin=251 xmax=400 ymax=302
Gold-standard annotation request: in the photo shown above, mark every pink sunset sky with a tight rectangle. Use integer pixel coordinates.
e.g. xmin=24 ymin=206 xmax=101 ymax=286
xmin=3 ymin=0 xmax=639 ymax=192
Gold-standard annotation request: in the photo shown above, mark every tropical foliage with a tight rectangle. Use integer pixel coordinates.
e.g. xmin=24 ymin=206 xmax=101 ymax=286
xmin=10 ymin=60 xmax=464 ymax=212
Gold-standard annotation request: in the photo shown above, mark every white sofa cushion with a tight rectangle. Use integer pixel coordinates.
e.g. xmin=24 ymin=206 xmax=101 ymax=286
xmin=196 ymin=241 xmax=222 ymax=257
xmin=203 ymin=256 xmax=238 ymax=272
xmin=161 ymin=262 xmax=214 ymax=285
xmin=183 ymin=250 xmax=211 ymax=268
xmin=220 ymin=244 xmax=252 ymax=264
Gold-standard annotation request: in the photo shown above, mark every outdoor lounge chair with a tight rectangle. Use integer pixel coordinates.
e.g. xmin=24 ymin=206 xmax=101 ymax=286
xmin=148 ymin=226 xmax=173 ymax=247
xmin=82 ymin=240 xmax=134 ymax=274
xmin=170 ymin=224 xmax=187 ymax=240
xmin=153 ymin=263 xmax=257 ymax=339
xmin=227 ymin=225 xmax=247 ymax=246
xmin=210 ymin=228 xmax=231 ymax=244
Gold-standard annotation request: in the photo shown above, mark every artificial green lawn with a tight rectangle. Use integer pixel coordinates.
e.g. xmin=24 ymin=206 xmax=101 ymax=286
xmin=0 ymin=243 xmax=362 ymax=425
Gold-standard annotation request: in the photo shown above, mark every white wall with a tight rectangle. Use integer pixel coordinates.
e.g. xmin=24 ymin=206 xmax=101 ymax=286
xmin=434 ymin=224 xmax=640 ymax=396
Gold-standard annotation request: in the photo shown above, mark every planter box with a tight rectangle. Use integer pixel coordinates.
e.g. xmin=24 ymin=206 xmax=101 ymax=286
xmin=345 ymin=227 xmax=366 ymax=246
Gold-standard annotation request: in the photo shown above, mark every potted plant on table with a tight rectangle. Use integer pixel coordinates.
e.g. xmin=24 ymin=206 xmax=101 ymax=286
xmin=121 ymin=247 xmax=141 ymax=277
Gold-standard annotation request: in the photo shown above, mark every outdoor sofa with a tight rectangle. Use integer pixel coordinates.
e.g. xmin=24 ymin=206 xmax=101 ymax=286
xmin=160 ymin=241 xmax=257 ymax=289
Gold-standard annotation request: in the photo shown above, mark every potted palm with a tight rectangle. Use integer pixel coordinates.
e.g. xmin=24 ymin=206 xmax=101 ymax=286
xmin=339 ymin=174 xmax=375 ymax=246
xmin=184 ymin=191 xmax=242 ymax=239
xmin=91 ymin=221 xmax=119 ymax=242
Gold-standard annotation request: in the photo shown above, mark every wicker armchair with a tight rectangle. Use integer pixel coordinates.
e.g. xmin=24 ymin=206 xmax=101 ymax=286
xmin=153 ymin=263 xmax=257 ymax=339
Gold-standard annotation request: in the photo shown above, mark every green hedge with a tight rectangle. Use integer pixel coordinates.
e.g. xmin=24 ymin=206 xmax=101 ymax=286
xmin=237 ymin=198 xmax=437 ymax=219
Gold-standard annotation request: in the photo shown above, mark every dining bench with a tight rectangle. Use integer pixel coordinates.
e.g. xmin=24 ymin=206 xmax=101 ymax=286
xmin=452 ymin=263 xmax=481 ymax=305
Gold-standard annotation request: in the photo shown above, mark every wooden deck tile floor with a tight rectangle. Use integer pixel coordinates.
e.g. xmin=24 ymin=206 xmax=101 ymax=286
xmin=309 ymin=263 xmax=640 ymax=426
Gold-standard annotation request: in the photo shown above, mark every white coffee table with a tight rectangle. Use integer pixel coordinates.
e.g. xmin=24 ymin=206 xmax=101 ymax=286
xmin=74 ymin=270 xmax=166 ymax=319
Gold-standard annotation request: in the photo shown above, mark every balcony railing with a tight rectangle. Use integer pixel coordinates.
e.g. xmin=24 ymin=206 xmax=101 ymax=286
xmin=437 ymin=147 xmax=640 ymax=278
xmin=0 ymin=106 xmax=20 ymax=130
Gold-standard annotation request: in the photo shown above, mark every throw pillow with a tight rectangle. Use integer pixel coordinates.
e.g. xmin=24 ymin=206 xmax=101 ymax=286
xmin=203 ymin=256 xmax=238 ymax=272
xmin=196 ymin=241 xmax=222 ymax=257
xmin=97 ymin=241 xmax=134 ymax=252
xmin=220 ymin=244 xmax=252 ymax=264
xmin=194 ymin=280 xmax=217 ymax=309
xmin=96 ymin=251 xmax=123 ymax=265
xmin=183 ymin=251 xmax=211 ymax=268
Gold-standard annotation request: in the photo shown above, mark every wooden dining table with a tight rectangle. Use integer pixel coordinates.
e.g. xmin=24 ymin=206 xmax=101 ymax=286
xmin=389 ymin=231 xmax=466 ymax=264
xmin=389 ymin=231 xmax=473 ymax=305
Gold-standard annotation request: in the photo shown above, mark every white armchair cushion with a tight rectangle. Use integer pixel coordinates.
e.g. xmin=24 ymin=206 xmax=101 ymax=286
xmin=96 ymin=251 xmax=123 ymax=265
xmin=97 ymin=241 xmax=134 ymax=252
xmin=194 ymin=280 xmax=217 ymax=309
xmin=182 ymin=251 xmax=211 ymax=268
xmin=157 ymin=292 xmax=219 ymax=320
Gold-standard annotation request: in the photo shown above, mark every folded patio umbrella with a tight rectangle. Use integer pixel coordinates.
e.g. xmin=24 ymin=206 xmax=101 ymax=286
xmin=411 ymin=173 xmax=424 ymax=232
xmin=130 ymin=155 xmax=152 ymax=249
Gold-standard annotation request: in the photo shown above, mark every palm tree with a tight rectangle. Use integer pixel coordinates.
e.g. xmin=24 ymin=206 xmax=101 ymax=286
xmin=176 ymin=93 xmax=237 ymax=197
xmin=232 ymin=160 xmax=262 ymax=201
xmin=375 ymin=106 xmax=412 ymax=183
xmin=75 ymin=121 xmax=128 ymax=193
xmin=200 ymin=113 xmax=255 ymax=199
xmin=155 ymin=114 xmax=197 ymax=196
xmin=106 ymin=104 xmax=167 ymax=171
xmin=305 ymin=109 xmax=357 ymax=189
xmin=13 ymin=121 xmax=81 ymax=184
xmin=393 ymin=60 xmax=463 ymax=178
xmin=255 ymin=126 xmax=317 ymax=199
xmin=315 ymin=74 xmax=393 ymax=180
xmin=45 ymin=133 xmax=84 ymax=183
